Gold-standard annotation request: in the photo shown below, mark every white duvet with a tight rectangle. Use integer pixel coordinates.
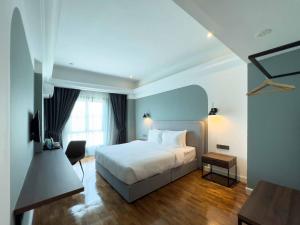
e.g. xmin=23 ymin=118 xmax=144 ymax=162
xmin=95 ymin=140 xmax=190 ymax=185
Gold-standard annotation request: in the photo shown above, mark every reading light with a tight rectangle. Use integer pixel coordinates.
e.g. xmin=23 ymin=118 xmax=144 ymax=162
xmin=207 ymin=32 xmax=213 ymax=39
xmin=143 ymin=113 xmax=150 ymax=119
xmin=209 ymin=107 xmax=218 ymax=116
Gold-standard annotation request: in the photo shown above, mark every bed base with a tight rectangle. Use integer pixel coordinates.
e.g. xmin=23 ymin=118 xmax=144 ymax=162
xmin=96 ymin=160 xmax=198 ymax=203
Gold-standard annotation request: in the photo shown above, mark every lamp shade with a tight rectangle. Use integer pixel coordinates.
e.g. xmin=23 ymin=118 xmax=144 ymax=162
xmin=209 ymin=108 xmax=218 ymax=115
xmin=143 ymin=113 xmax=150 ymax=118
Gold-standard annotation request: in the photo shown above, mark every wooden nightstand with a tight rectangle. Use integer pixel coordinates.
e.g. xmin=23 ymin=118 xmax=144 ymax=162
xmin=202 ymin=152 xmax=237 ymax=187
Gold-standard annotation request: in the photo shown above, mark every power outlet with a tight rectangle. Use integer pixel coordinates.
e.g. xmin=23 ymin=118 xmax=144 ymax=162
xmin=216 ymin=144 xmax=230 ymax=150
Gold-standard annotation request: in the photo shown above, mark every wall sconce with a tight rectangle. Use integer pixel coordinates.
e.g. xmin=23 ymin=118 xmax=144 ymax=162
xmin=143 ymin=113 xmax=151 ymax=119
xmin=209 ymin=107 xmax=218 ymax=116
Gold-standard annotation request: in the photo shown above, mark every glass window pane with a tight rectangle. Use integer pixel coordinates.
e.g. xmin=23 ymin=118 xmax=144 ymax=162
xmin=88 ymin=101 xmax=103 ymax=130
xmin=65 ymin=95 xmax=105 ymax=150
xmin=71 ymin=101 xmax=86 ymax=132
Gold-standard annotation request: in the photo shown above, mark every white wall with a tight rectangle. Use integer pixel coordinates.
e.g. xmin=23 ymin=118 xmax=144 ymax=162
xmin=51 ymin=65 xmax=137 ymax=94
xmin=133 ymin=55 xmax=248 ymax=182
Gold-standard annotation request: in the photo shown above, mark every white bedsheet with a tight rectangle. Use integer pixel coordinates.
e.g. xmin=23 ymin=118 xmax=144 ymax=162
xmin=183 ymin=146 xmax=196 ymax=164
xmin=95 ymin=140 xmax=195 ymax=185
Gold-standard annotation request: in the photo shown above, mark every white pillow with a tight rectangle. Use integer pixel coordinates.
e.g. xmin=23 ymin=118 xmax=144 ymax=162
xmin=162 ymin=130 xmax=187 ymax=147
xmin=148 ymin=129 xmax=162 ymax=144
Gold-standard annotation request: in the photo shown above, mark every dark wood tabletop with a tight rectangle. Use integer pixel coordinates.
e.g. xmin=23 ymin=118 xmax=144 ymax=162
xmin=202 ymin=152 xmax=237 ymax=168
xmin=238 ymin=180 xmax=300 ymax=225
xmin=14 ymin=149 xmax=84 ymax=215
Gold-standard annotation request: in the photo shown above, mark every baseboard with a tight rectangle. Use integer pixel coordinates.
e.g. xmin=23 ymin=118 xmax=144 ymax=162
xmin=22 ymin=210 xmax=34 ymax=225
xmin=203 ymin=165 xmax=247 ymax=184
xmin=245 ymin=187 xmax=253 ymax=195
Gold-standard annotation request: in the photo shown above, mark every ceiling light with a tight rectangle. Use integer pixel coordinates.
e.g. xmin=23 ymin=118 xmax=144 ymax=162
xmin=255 ymin=28 xmax=272 ymax=38
xmin=207 ymin=32 xmax=213 ymax=39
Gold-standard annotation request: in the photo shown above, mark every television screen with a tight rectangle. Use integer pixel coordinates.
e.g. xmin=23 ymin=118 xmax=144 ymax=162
xmin=30 ymin=111 xmax=41 ymax=142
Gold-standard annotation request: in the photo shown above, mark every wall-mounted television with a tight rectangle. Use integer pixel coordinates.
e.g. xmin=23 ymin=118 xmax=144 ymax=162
xmin=30 ymin=111 xmax=41 ymax=142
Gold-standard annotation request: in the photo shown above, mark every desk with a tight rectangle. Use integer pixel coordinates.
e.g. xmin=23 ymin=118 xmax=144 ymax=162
xmin=238 ymin=181 xmax=300 ymax=225
xmin=14 ymin=150 xmax=84 ymax=223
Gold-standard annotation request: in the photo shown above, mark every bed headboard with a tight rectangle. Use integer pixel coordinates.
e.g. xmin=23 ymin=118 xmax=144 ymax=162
xmin=152 ymin=120 xmax=207 ymax=167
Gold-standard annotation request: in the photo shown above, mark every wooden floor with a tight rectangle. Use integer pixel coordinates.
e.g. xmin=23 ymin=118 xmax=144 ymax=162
xmin=33 ymin=157 xmax=248 ymax=225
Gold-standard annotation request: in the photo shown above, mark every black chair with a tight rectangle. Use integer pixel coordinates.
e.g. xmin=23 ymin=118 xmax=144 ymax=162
xmin=65 ymin=141 xmax=86 ymax=176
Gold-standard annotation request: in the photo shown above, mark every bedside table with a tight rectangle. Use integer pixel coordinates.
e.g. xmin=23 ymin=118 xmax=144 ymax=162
xmin=202 ymin=152 xmax=237 ymax=187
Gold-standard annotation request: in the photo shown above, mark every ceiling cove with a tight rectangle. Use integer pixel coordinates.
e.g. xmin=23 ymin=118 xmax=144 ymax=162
xmin=173 ymin=0 xmax=300 ymax=62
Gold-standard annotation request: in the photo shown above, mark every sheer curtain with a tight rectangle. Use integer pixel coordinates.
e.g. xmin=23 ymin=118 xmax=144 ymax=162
xmin=63 ymin=91 xmax=115 ymax=156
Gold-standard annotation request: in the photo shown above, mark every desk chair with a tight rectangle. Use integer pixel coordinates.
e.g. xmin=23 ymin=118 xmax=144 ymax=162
xmin=65 ymin=141 xmax=86 ymax=176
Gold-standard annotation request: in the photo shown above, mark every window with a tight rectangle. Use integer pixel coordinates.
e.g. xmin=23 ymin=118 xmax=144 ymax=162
xmin=63 ymin=91 xmax=115 ymax=155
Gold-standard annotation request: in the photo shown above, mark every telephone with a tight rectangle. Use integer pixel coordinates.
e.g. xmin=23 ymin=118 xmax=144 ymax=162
xmin=44 ymin=137 xmax=61 ymax=150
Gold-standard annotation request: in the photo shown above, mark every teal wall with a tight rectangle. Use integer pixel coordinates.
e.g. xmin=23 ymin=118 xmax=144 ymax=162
xmin=135 ymin=85 xmax=208 ymax=139
xmin=127 ymin=99 xmax=136 ymax=141
xmin=248 ymin=49 xmax=300 ymax=190
xmin=10 ymin=8 xmax=34 ymax=222
xmin=34 ymin=73 xmax=44 ymax=152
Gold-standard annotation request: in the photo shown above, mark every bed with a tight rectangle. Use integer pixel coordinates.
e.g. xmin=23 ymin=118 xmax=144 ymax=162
xmin=95 ymin=120 xmax=206 ymax=203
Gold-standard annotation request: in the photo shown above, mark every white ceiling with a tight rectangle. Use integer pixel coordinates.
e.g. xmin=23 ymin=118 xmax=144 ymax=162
xmin=22 ymin=0 xmax=300 ymax=87
xmin=55 ymin=0 xmax=231 ymax=83
xmin=174 ymin=0 xmax=300 ymax=62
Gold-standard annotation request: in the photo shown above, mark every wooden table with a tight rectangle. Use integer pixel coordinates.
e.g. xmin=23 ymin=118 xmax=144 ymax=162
xmin=238 ymin=181 xmax=300 ymax=225
xmin=202 ymin=152 xmax=237 ymax=187
xmin=14 ymin=150 xmax=84 ymax=224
